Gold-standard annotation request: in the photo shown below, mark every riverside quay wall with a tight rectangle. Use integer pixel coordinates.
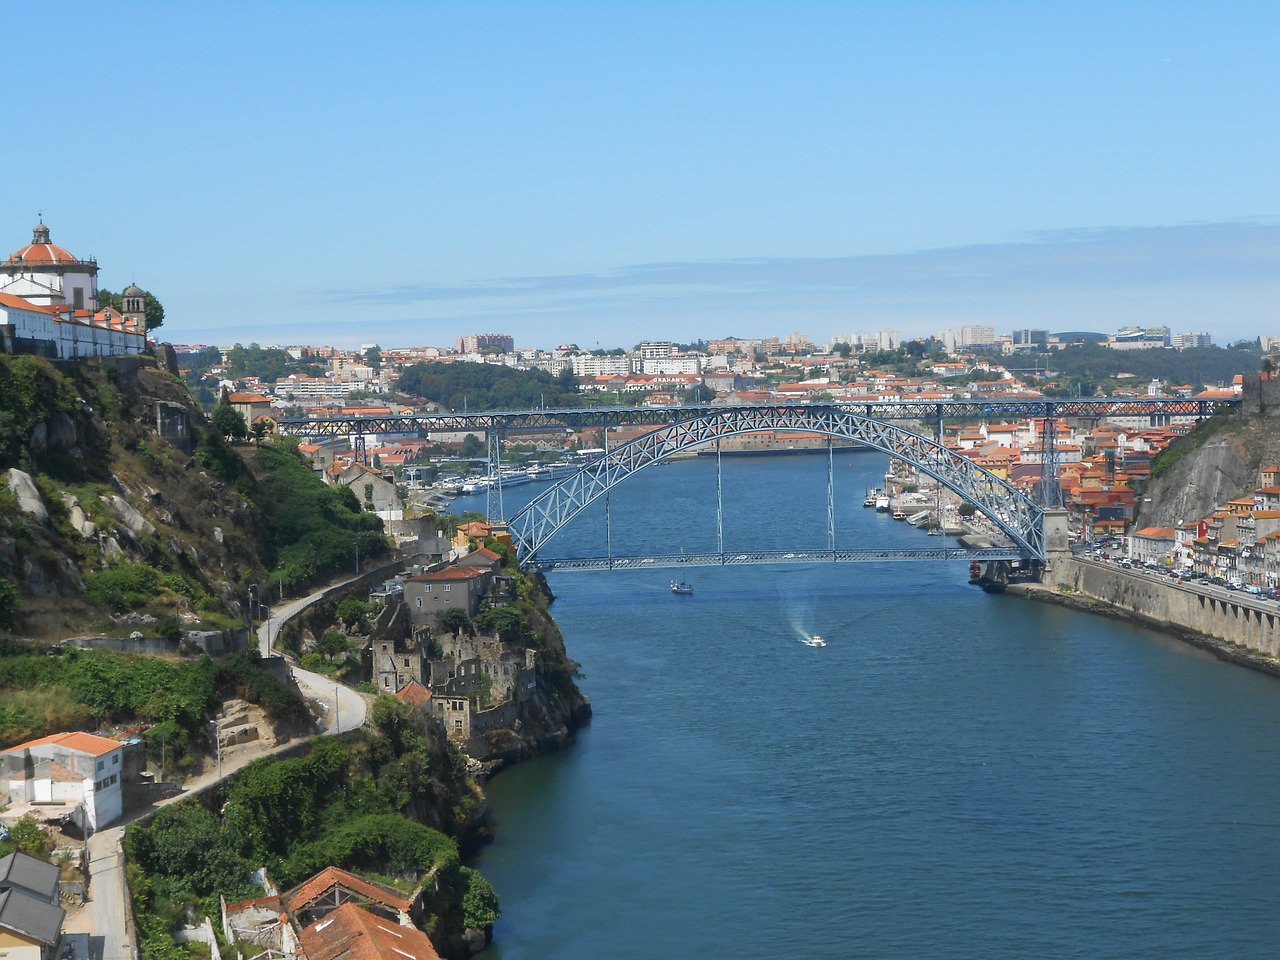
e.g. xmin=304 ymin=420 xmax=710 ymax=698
xmin=1058 ymin=559 xmax=1280 ymax=660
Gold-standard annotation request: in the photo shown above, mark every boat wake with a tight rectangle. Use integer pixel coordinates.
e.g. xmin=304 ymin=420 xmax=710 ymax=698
xmin=796 ymin=629 xmax=827 ymax=648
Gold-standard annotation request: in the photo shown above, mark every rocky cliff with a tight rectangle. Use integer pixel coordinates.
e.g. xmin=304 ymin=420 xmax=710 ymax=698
xmin=1136 ymin=409 xmax=1280 ymax=529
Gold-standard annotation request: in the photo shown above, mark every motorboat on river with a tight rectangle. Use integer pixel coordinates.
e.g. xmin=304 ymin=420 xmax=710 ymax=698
xmin=671 ymin=580 xmax=694 ymax=595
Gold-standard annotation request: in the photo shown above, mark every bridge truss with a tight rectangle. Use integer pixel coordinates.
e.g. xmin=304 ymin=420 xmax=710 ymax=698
xmin=276 ymin=397 xmax=1232 ymax=442
xmin=506 ymin=406 xmax=1046 ymax=567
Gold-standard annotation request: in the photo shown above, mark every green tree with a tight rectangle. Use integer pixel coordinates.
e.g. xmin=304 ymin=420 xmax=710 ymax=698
xmin=438 ymin=608 xmax=471 ymax=636
xmin=472 ymin=607 xmax=528 ymax=644
xmin=7 ymin=815 xmax=52 ymax=858
xmin=335 ymin=598 xmax=373 ymax=631
xmin=460 ymin=434 xmax=486 ymax=458
xmin=458 ymin=865 xmax=500 ymax=929
xmin=319 ymin=630 xmax=351 ymax=661
xmin=210 ymin=394 xmax=247 ymax=441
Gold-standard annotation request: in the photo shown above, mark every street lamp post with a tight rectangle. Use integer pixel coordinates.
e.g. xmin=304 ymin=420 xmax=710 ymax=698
xmin=334 ymin=684 xmax=340 ymax=734
xmin=277 ymin=564 xmax=284 ymax=602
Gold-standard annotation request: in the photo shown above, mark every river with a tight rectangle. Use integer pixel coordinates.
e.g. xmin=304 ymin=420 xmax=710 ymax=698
xmin=454 ymin=450 xmax=1280 ymax=958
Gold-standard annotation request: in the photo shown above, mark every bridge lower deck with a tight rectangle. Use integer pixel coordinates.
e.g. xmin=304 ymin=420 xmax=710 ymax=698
xmin=530 ymin=546 xmax=1030 ymax=571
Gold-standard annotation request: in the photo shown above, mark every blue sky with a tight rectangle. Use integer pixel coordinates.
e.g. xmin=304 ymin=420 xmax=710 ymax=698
xmin=6 ymin=1 xmax=1278 ymax=350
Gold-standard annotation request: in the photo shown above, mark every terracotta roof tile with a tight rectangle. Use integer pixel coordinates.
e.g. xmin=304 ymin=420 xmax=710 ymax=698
xmin=283 ymin=866 xmax=413 ymax=915
xmin=2 ymin=731 xmax=123 ymax=758
xmin=299 ymin=902 xmax=440 ymax=960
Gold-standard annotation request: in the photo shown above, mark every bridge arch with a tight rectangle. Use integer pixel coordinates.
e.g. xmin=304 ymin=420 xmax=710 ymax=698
xmin=507 ymin=405 xmax=1045 ymax=565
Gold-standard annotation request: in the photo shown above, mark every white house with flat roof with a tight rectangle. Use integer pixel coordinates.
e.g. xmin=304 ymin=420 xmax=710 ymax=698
xmin=0 ymin=732 xmax=125 ymax=834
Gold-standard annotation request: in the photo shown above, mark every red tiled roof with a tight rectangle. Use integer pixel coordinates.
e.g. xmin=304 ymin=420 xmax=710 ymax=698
xmin=2 ymin=731 xmax=123 ymax=757
xmin=0 ymin=292 xmax=58 ymax=314
xmin=395 ymin=680 xmax=433 ymax=708
xmin=283 ymin=866 xmax=412 ymax=915
xmin=407 ymin=566 xmax=489 ymax=583
xmin=8 ymin=241 xmax=78 ymax=265
xmin=299 ymin=902 xmax=440 ymax=960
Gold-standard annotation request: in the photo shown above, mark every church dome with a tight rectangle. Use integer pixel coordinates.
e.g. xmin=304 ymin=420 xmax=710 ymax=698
xmin=123 ymin=283 xmax=145 ymax=297
xmin=9 ymin=222 xmax=78 ymax=265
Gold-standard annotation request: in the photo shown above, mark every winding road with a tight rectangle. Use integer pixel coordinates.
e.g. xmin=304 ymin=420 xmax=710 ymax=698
xmin=60 ymin=572 xmax=371 ymax=958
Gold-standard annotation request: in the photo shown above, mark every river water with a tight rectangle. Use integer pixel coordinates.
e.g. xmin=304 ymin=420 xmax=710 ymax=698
xmin=457 ymin=451 xmax=1280 ymax=959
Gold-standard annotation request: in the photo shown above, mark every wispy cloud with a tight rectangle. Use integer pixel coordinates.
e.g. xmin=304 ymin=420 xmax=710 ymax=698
xmin=183 ymin=219 xmax=1280 ymax=348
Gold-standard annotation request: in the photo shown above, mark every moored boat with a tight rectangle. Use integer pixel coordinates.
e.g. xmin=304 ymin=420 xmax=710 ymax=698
xmin=670 ymin=580 xmax=694 ymax=595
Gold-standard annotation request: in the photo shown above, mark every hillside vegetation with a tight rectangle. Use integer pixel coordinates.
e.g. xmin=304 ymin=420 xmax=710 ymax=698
xmin=0 ymin=353 xmax=511 ymax=959
xmin=395 ymin=360 xmax=577 ymax=410
xmin=0 ymin=353 xmax=388 ymax=642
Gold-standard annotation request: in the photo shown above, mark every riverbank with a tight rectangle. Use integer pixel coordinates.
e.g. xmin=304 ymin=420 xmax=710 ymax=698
xmin=1007 ymin=580 xmax=1280 ymax=680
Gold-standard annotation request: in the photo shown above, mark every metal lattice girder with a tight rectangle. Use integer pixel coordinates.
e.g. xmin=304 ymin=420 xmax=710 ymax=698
xmin=507 ymin=406 xmax=1046 ymax=564
xmin=275 ymin=397 xmax=1236 ymax=441
xmin=531 ymin=546 xmax=1029 ymax=571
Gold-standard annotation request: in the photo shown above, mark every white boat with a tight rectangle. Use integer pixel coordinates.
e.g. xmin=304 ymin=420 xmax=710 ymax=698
xmin=498 ymin=469 xmax=532 ymax=487
xmin=801 ymin=634 xmax=827 ymax=647
xmin=670 ymin=580 xmax=694 ymax=595
xmin=875 ymin=496 xmax=890 ymax=512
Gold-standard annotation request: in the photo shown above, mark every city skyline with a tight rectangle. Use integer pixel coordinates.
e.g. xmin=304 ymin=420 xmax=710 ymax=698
xmin=5 ymin=2 xmax=1278 ymax=350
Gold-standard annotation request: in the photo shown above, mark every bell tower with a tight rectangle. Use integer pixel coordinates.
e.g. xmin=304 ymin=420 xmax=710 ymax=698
xmin=122 ymin=283 xmax=147 ymax=336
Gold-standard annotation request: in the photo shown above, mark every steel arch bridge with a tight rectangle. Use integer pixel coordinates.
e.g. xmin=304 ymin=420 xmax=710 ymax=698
xmin=507 ymin=404 xmax=1045 ymax=568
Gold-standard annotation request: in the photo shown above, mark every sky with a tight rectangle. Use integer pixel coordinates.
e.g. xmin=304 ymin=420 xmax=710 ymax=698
xmin=5 ymin=1 xmax=1279 ymax=351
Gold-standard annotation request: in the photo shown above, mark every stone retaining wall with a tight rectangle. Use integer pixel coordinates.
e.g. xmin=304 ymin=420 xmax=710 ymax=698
xmin=1057 ymin=559 xmax=1280 ymax=658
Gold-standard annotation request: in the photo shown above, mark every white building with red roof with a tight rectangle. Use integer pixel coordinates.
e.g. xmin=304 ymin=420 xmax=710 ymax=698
xmin=0 ymin=221 xmax=99 ymax=312
xmin=0 ymin=222 xmax=148 ymax=360
xmin=0 ymin=732 xmax=126 ymax=833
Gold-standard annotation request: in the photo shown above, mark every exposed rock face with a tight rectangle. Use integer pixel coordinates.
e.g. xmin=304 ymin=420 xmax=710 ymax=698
xmin=106 ymin=495 xmax=158 ymax=538
xmin=1136 ymin=417 xmax=1280 ymax=529
xmin=28 ymin=413 xmax=79 ymax=457
xmin=62 ymin=495 xmax=98 ymax=539
xmin=8 ymin=469 xmax=48 ymax=523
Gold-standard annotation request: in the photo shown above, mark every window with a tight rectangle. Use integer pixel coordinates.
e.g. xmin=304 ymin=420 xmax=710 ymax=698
xmin=444 ymin=584 xmax=451 ymax=593
xmin=96 ymin=760 xmax=104 ymax=771
xmin=454 ymin=719 xmax=463 ymax=730
xmin=416 ymin=598 xmax=423 ymax=608
xmin=403 ymin=657 xmax=409 ymax=668
xmin=383 ymin=676 xmax=391 ymax=688
xmin=112 ymin=754 xmax=119 ymax=765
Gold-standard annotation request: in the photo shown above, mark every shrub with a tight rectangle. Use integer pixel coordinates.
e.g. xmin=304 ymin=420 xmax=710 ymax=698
xmin=0 ymin=578 xmax=17 ymax=630
xmin=83 ymin=562 xmax=162 ymax=612
xmin=458 ymin=866 xmax=499 ymax=930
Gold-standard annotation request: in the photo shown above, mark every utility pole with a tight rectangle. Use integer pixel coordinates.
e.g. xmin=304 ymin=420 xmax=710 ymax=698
xmin=334 ymin=684 xmax=341 ymax=734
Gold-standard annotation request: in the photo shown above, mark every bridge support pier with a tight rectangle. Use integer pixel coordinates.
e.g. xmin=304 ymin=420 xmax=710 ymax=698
xmin=1040 ymin=508 xmax=1073 ymax=582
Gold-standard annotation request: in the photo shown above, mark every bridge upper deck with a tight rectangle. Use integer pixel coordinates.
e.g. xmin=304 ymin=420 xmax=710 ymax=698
xmin=276 ymin=397 xmax=1233 ymax=438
